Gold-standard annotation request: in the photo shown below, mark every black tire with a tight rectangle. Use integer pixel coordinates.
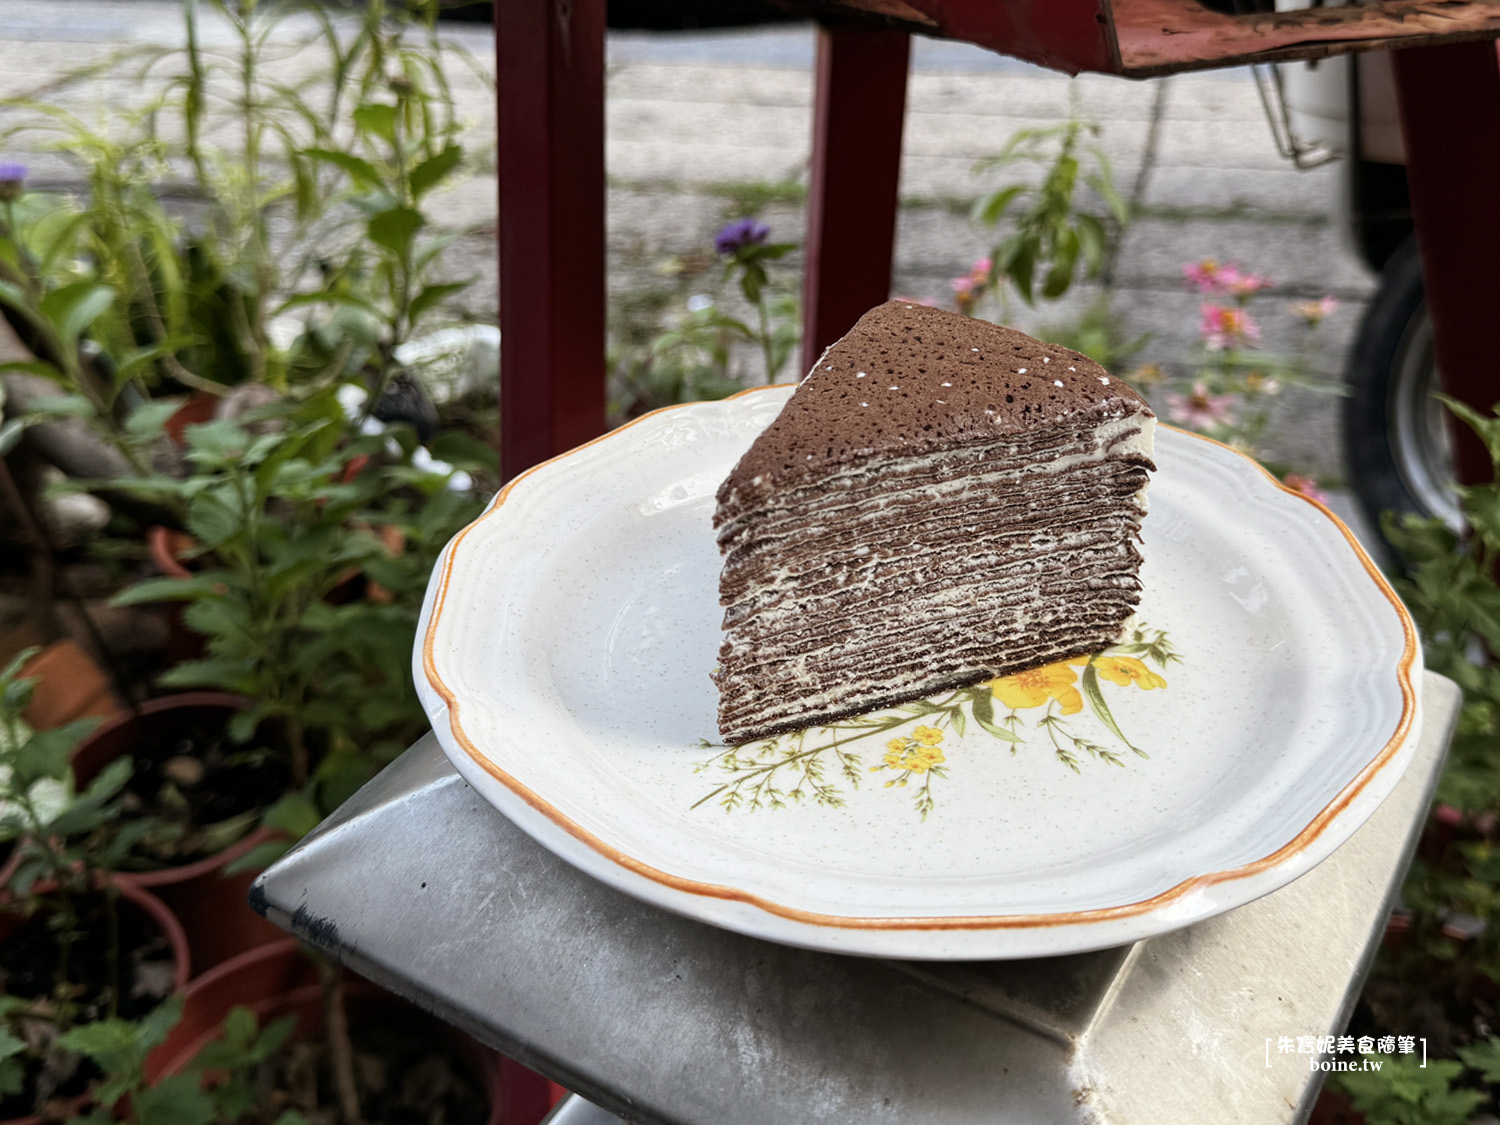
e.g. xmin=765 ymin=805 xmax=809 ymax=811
xmin=1342 ymin=234 xmax=1461 ymax=566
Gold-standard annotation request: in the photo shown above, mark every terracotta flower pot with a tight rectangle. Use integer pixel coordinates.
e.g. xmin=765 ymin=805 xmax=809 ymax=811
xmin=16 ymin=639 xmax=123 ymax=731
xmin=145 ymin=941 xmax=506 ymax=1124
xmin=0 ymin=880 xmax=190 ymax=1125
xmin=162 ymin=392 xmax=221 ymax=448
xmin=71 ymin=693 xmax=288 ymax=972
xmin=145 ymin=526 xmax=206 ymax=664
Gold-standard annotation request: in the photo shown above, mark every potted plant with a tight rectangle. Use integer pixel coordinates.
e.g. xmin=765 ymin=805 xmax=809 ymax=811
xmin=0 ymin=649 xmax=189 ymax=1123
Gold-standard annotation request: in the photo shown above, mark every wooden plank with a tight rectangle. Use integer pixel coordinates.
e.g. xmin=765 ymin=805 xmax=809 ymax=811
xmin=802 ymin=23 xmax=911 ymax=371
xmin=1392 ymin=38 xmax=1500 ymax=488
xmin=901 ymin=0 xmax=1117 ymax=74
xmin=1114 ymin=0 xmax=1500 ymax=77
xmin=496 ymin=0 xmax=608 ymax=482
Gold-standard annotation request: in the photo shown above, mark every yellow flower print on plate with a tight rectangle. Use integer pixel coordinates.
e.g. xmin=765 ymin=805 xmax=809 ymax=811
xmin=991 ymin=662 xmax=1084 ymax=715
xmin=694 ymin=623 xmax=1178 ymax=820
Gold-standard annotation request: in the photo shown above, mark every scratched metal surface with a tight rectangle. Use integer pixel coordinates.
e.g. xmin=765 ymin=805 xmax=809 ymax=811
xmin=252 ymin=672 xmax=1459 ymax=1125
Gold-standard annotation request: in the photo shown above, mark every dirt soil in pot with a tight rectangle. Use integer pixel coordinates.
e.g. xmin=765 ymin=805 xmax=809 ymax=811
xmin=114 ymin=717 xmax=290 ymax=871
xmin=0 ymin=891 xmax=179 ymax=1119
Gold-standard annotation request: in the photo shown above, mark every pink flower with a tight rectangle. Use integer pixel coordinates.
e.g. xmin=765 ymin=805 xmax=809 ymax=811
xmin=1183 ymin=259 xmax=1271 ymax=297
xmin=1225 ymin=270 xmax=1272 ymax=296
xmin=1434 ymin=804 xmax=1465 ymax=827
xmin=1292 ymin=295 xmax=1339 ymax=326
xmin=951 ymin=257 xmax=992 ymax=294
xmin=1282 ymin=473 xmax=1329 ymax=505
xmin=1183 ymin=259 xmax=1223 ymax=293
xmin=1199 ymin=303 xmax=1260 ymax=351
xmin=1166 ymin=383 xmax=1237 ymax=430
xmin=952 ymin=257 xmax=995 ymax=312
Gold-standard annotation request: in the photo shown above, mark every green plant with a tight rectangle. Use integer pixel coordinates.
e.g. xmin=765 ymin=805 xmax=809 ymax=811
xmin=1330 ymin=401 xmax=1500 ymax=1114
xmin=58 ymin=997 xmax=305 ymax=1125
xmin=1332 ymin=1052 xmax=1485 ymax=1125
xmin=0 ymin=647 xmax=148 ymax=914
xmin=967 ymin=109 xmax=1128 ymax=307
xmin=0 ymin=0 xmax=473 ymax=398
xmin=1384 ymin=399 xmax=1500 ymax=819
xmin=0 ymin=0 xmax=479 ymax=591
xmin=608 ymin=219 xmax=799 ymax=423
xmin=0 ymin=649 xmax=178 ymax=1117
xmin=107 ymin=399 xmax=490 ymax=829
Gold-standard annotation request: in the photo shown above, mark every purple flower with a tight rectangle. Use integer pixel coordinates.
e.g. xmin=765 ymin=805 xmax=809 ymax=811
xmin=0 ymin=163 xmax=26 ymax=203
xmin=715 ymin=218 xmax=770 ymax=257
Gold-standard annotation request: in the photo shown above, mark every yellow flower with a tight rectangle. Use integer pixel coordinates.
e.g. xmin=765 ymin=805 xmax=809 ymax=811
xmin=913 ymin=725 xmax=944 ymax=746
xmin=876 ymin=737 xmax=946 ymax=774
xmin=1094 ymin=655 xmax=1167 ymax=690
xmin=990 ymin=661 xmax=1083 ymax=714
xmin=911 ymin=744 xmax=945 ymax=771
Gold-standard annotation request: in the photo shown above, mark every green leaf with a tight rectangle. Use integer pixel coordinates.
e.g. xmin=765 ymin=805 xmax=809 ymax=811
xmin=1040 ymin=228 xmax=1080 ymax=300
xmin=1005 ymin=241 xmax=1035 ymax=306
xmin=158 ymin=658 xmax=254 ymax=692
xmin=222 ymin=837 xmax=291 ymax=875
xmin=274 ymin=290 xmax=382 ymax=318
xmin=1074 ymin=214 xmax=1107 ymax=275
xmin=352 ymin=102 xmax=398 ymax=144
xmin=222 ymin=1005 xmax=257 ymax=1048
xmin=408 ymin=143 xmax=463 ymax=197
xmin=183 ymin=418 xmax=250 ymax=462
xmin=0 ymin=417 xmax=27 ymax=457
xmin=1438 ymin=393 xmax=1500 ymax=467
xmin=125 ymin=399 xmax=183 ymax=440
xmin=185 ymin=490 xmax=243 ymax=549
xmin=38 ymin=281 xmax=115 ymax=346
xmin=110 ymin=575 xmax=224 ymax=607
xmin=407 ymin=281 xmax=469 ymax=325
xmin=263 ymin=790 xmax=322 ymax=838
xmin=302 ymin=147 xmax=383 ymax=190
xmin=1080 ymin=663 xmax=1143 ymax=757
xmin=367 ymin=206 xmax=423 ymax=257
xmin=971 ymin=184 xmax=1025 ymax=228
xmin=134 ymin=1074 xmax=217 ymax=1125
xmin=55 ymin=1016 xmax=140 ymax=1057
xmin=1457 ymin=1035 xmax=1500 ymax=1083
xmin=428 ymin=429 xmax=500 ymax=473
xmin=0 ymin=359 xmax=65 ymax=381
xmin=27 ymin=393 xmax=95 ymax=419
xmin=0 ymin=279 xmax=30 ymax=312
xmin=948 ymin=706 xmax=966 ymax=738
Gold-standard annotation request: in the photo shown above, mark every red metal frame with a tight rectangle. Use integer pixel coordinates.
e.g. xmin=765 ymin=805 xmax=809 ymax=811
xmin=1392 ymin=39 xmax=1500 ymax=487
xmin=496 ymin=0 xmax=608 ymax=482
xmin=802 ymin=24 xmax=911 ymax=369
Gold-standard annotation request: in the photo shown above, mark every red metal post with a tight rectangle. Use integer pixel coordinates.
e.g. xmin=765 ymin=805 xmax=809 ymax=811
xmin=496 ymin=0 xmax=608 ymax=482
xmin=802 ymin=23 xmax=911 ymax=372
xmin=1391 ymin=40 xmax=1500 ymax=487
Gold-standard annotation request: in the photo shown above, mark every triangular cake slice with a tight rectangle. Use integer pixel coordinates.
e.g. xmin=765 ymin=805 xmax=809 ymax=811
xmin=712 ymin=300 xmax=1156 ymax=745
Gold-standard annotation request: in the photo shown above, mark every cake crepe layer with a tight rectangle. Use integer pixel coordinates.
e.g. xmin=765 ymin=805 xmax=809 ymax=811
xmin=713 ymin=301 xmax=1156 ymax=745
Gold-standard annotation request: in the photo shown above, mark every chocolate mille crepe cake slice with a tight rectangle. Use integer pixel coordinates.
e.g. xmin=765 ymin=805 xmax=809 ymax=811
xmin=712 ymin=300 xmax=1156 ymax=745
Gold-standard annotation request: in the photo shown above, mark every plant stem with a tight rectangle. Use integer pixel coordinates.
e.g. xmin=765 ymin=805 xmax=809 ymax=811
xmin=316 ymin=954 xmax=363 ymax=1125
xmin=756 ymin=293 xmax=775 ymax=383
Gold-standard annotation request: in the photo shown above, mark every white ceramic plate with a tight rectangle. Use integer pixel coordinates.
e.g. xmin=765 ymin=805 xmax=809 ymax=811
xmin=415 ymin=386 xmax=1421 ymax=959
